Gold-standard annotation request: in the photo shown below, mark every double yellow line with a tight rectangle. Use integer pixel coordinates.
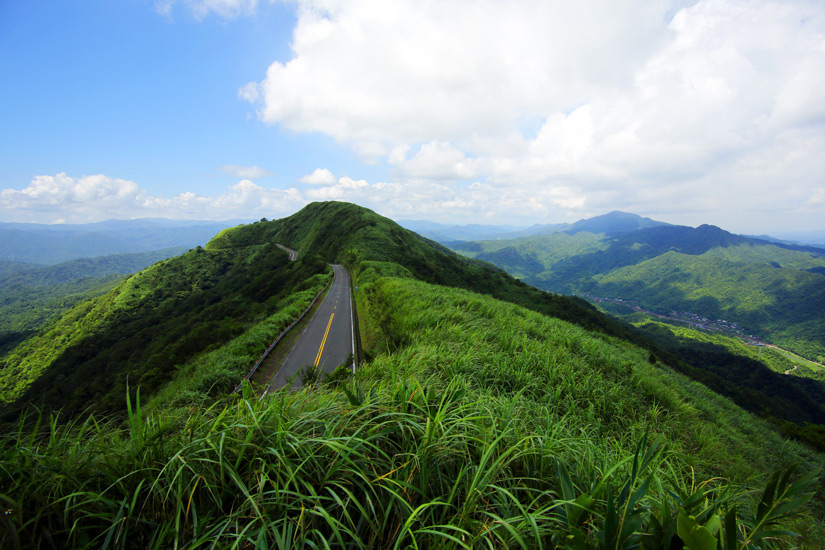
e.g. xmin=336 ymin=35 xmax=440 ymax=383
xmin=314 ymin=313 xmax=335 ymax=367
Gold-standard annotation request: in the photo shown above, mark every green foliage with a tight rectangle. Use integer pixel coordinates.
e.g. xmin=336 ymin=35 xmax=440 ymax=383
xmin=450 ymin=227 xmax=825 ymax=360
xmin=0 ymin=247 xmax=187 ymax=290
xmin=0 ymin=249 xmax=186 ymax=354
xmin=1 ymin=276 xmax=821 ymax=548
xmin=0 ymin=243 xmax=328 ymax=416
xmin=632 ymin=320 xmax=825 ymax=450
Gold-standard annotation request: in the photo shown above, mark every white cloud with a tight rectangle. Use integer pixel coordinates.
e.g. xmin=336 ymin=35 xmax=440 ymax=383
xmin=244 ymin=0 xmax=680 ymax=150
xmin=0 ymin=173 xmax=306 ymax=223
xmin=240 ymin=0 xmax=825 ymax=232
xmin=218 ymin=164 xmax=273 ymax=179
xmin=156 ymin=0 xmax=259 ymax=20
xmin=389 ymin=141 xmax=477 ymax=180
xmin=299 ymin=168 xmax=337 ymax=185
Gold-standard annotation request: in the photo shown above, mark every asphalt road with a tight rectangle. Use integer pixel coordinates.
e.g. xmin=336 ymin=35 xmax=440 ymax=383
xmin=276 ymin=243 xmax=298 ymax=261
xmin=265 ymin=264 xmax=354 ymax=391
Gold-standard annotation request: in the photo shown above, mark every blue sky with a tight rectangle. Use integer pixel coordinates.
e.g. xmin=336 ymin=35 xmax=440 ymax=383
xmin=1 ymin=0 xmax=824 ymax=234
xmin=0 ymin=0 xmax=369 ymax=195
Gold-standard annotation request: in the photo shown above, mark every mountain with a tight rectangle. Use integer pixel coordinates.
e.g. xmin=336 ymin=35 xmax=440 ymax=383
xmin=1 ymin=201 xmax=822 ymax=547
xmin=0 ymin=218 xmax=245 ymax=264
xmin=397 ymin=210 xmax=671 ymax=244
xmin=2 ymin=203 xmax=651 ymax=418
xmin=448 ymin=220 xmax=825 ymax=362
xmin=0 ymin=248 xmax=190 ymax=356
xmin=0 ymin=236 xmax=329 ymax=416
xmin=0 ymin=247 xmax=187 ymax=289
xmin=564 ymin=210 xmax=671 ymax=235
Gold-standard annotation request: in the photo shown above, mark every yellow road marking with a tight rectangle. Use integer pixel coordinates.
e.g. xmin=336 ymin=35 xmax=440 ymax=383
xmin=314 ymin=313 xmax=335 ymax=367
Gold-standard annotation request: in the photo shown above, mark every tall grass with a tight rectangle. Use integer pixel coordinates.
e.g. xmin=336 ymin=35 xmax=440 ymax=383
xmin=2 ymin=378 xmax=817 ymax=548
xmin=1 ymin=276 xmax=821 ymax=548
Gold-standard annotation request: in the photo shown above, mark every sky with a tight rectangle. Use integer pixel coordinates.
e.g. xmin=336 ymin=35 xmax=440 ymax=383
xmin=1 ymin=0 xmax=824 ymax=234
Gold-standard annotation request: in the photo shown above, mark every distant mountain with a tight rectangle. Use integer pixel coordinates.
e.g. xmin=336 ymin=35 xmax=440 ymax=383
xmin=564 ymin=210 xmax=672 ymax=235
xmin=449 ymin=220 xmax=825 ymax=361
xmin=0 ymin=218 xmax=246 ymax=264
xmin=770 ymin=230 xmax=825 ymax=248
xmin=398 ymin=210 xmax=672 ymax=243
xmin=0 ymin=248 xmax=186 ymax=289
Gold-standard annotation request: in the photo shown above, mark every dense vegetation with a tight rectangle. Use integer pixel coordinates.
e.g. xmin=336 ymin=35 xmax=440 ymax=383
xmin=628 ymin=320 xmax=825 ymax=449
xmin=451 ymin=225 xmax=825 ymax=361
xmin=0 ymin=248 xmax=187 ymax=355
xmin=0 ymin=239 xmax=328 ymax=417
xmin=208 ymin=202 xmax=666 ymax=355
xmin=2 ymin=274 xmax=822 ymax=548
xmin=1 ymin=203 xmax=822 ymax=547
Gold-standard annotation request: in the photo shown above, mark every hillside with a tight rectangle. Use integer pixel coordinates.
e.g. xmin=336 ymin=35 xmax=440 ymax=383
xmin=4 ymin=201 xmax=658 ymax=418
xmin=3 ymin=260 xmax=823 ymax=547
xmin=451 ymin=223 xmax=825 ymax=361
xmin=0 ymin=248 xmax=189 ymax=355
xmin=1 ymin=202 xmax=822 ymax=547
xmin=0 ymin=247 xmax=187 ymax=289
xmin=0 ymin=238 xmax=328 ymax=416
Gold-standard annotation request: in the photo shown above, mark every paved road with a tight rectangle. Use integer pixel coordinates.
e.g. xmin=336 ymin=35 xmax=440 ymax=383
xmin=276 ymin=244 xmax=298 ymax=261
xmin=265 ymin=264 xmax=354 ymax=391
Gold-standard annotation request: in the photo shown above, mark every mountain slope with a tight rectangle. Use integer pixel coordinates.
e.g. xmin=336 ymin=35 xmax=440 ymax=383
xmin=3 ymin=269 xmax=822 ymax=548
xmin=451 ymin=223 xmax=825 ymax=360
xmin=1 ymin=202 xmax=822 ymax=547
xmin=0 ymin=247 xmax=187 ymax=289
xmin=206 ymin=201 xmax=663 ymax=350
xmin=0 ymin=239 xmax=328 ymax=416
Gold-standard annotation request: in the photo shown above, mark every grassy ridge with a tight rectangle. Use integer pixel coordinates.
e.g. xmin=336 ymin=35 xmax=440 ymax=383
xmin=209 ymin=202 xmax=668 ymax=358
xmin=2 ymin=275 xmax=821 ymax=548
xmin=0 ymin=240 xmax=328 ymax=416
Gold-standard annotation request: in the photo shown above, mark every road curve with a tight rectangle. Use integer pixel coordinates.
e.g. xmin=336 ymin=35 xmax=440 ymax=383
xmin=276 ymin=244 xmax=298 ymax=261
xmin=264 ymin=264 xmax=354 ymax=391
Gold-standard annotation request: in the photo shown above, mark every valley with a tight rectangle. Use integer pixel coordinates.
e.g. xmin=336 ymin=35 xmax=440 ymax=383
xmin=447 ymin=212 xmax=825 ymax=364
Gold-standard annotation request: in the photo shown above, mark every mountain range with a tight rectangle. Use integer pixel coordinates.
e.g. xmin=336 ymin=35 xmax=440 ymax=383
xmin=0 ymin=218 xmax=246 ymax=264
xmin=447 ymin=211 xmax=825 ymax=362
xmin=0 ymin=202 xmax=822 ymax=547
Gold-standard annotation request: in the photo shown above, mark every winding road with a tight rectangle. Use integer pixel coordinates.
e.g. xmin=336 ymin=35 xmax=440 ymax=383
xmin=264 ymin=263 xmax=355 ymax=392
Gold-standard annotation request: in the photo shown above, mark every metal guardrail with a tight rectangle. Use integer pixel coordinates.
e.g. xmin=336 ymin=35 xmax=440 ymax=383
xmin=350 ymin=278 xmax=363 ymax=369
xmin=232 ymin=276 xmax=332 ymax=394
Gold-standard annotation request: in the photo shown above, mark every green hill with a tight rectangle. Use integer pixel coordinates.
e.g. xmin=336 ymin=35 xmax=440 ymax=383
xmin=206 ymin=202 xmax=657 ymax=350
xmin=451 ymin=226 xmax=825 ymax=361
xmin=0 ymin=248 xmax=190 ymax=354
xmin=0 ymin=202 xmax=822 ymax=547
xmin=0 ymin=239 xmax=329 ymax=416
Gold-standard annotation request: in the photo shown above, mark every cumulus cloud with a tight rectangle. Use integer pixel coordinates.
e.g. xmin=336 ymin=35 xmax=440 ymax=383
xmin=240 ymin=0 xmax=825 ymax=232
xmin=218 ymin=164 xmax=273 ymax=179
xmin=0 ymin=173 xmax=306 ymax=223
